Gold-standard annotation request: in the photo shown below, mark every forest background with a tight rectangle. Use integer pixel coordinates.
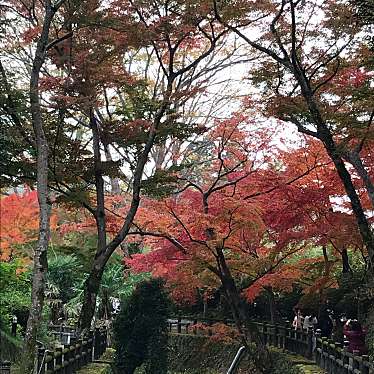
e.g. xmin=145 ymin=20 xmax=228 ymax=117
xmin=0 ymin=0 xmax=374 ymax=372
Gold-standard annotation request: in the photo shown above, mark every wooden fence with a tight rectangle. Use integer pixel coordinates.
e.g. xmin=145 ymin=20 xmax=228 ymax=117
xmin=315 ymin=337 xmax=373 ymax=374
xmin=169 ymin=317 xmax=374 ymax=374
xmin=0 ymin=362 xmax=11 ymax=374
xmin=49 ymin=325 xmax=78 ymax=345
xmin=36 ymin=327 xmax=107 ymax=374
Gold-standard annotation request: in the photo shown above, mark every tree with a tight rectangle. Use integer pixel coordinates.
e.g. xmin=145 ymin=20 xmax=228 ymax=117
xmin=1 ymin=0 xmax=230 ymax=333
xmin=1 ymin=0 xmax=71 ymax=370
xmin=213 ymin=0 xmax=374 ymax=278
xmin=120 ymin=116 xmax=310 ymax=371
xmin=119 ymin=109 xmax=373 ymax=367
xmin=50 ymin=0 xmax=228 ymax=331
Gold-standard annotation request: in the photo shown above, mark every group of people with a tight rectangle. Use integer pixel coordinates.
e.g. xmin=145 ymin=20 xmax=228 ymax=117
xmin=292 ymin=309 xmax=318 ymax=332
xmin=292 ymin=308 xmax=368 ymax=355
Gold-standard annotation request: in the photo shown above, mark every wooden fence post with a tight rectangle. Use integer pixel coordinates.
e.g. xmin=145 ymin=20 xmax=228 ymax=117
xmin=285 ymin=327 xmax=291 ymax=351
xmin=320 ymin=338 xmax=326 ymax=370
xmin=45 ymin=351 xmax=54 ymax=373
xmin=55 ymin=346 xmax=63 ymax=372
xmin=37 ymin=347 xmax=46 ymax=374
xmin=94 ymin=327 xmax=100 ymax=360
xmin=279 ymin=325 xmax=286 ymax=350
xmin=360 ymin=355 xmax=370 ymax=374
xmin=87 ymin=331 xmax=94 ymax=364
xmin=0 ymin=361 xmax=11 ymax=374
xmin=306 ymin=330 xmax=313 ymax=359
xmin=262 ymin=322 xmax=267 ymax=345
xmin=82 ymin=339 xmax=88 ymax=365
xmin=314 ymin=329 xmax=321 ymax=364
xmin=78 ymin=338 xmax=84 ymax=369
xmin=177 ymin=316 xmax=182 ymax=334
xmin=70 ymin=343 xmax=77 ymax=373
xmin=268 ymin=324 xmax=275 ymax=346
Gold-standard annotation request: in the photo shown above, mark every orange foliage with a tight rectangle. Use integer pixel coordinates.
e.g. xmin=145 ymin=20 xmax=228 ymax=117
xmin=0 ymin=190 xmax=57 ymax=261
xmin=192 ymin=322 xmax=240 ymax=343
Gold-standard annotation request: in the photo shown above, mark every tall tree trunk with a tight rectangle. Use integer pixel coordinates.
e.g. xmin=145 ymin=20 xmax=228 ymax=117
xmin=78 ymin=85 xmax=174 ymax=331
xmin=103 ymin=142 xmax=121 ymax=194
xmin=78 ymin=113 xmax=107 ymax=331
xmin=217 ymin=4 xmax=374 ymax=280
xmin=341 ymin=248 xmax=352 ymax=274
xmin=266 ymin=287 xmax=277 ymax=323
xmin=344 ymin=150 xmax=374 ymax=210
xmin=215 ymin=247 xmax=271 ymax=373
xmin=322 ymin=137 xmax=374 ymax=274
xmin=90 ymin=112 xmax=107 ymax=253
xmin=295 ymin=67 xmax=374 ymax=278
xmin=22 ymin=2 xmax=57 ymax=372
xmin=203 ymin=297 xmax=208 ymax=318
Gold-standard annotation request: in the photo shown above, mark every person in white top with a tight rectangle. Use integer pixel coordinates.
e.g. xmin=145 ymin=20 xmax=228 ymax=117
xmin=303 ymin=313 xmax=317 ymax=332
xmin=292 ymin=309 xmax=304 ymax=330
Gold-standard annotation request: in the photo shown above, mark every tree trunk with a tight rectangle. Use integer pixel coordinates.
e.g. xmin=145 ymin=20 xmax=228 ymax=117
xmin=90 ymin=112 xmax=107 ymax=254
xmin=321 ymin=136 xmax=374 ymax=275
xmin=79 ymin=267 xmax=104 ymax=332
xmin=266 ymin=287 xmax=277 ymax=323
xmin=215 ymin=247 xmax=271 ymax=373
xmin=103 ymin=142 xmax=121 ymax=195
xmin=78 ymin=113 xmax=106 ymax=331
xmin=295 ymin=70 xmax=374 ymax=278
xmin=22 ymin=2 xmax=57 ymax=372
xmin=78 ymin=84 xmax=173 ymax=330
xmin=203 ymin=298 xmax=208 ymax=318
xmin=341 ymin=248 xmax=352 ymax=274
xmin=344 ymin=150 xmax=374 ymax=210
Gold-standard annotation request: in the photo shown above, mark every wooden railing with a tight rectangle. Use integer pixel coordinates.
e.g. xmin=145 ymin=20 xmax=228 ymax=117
xmin=37 ymin=327 xmax=107 ymax=374
xmin=169 ymin=317 xmax=374 ymax=374
xmin=0 ymin=361 xmax=11 ymax=374
xmin=168 ymin=316 xmax=235 ymax=335
xmin=315 ymin=337 xmax=373 ymax=374
xmin=49 ymin=324 xmax=77 ymax=345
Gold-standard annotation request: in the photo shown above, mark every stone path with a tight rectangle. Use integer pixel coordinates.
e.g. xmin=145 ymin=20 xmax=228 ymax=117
xmin=76 ymin=349 xmax=114 ymax=374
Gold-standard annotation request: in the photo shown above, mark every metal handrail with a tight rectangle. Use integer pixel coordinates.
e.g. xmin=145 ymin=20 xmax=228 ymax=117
xmin=226 ymin=346 xmax=246 ymax=374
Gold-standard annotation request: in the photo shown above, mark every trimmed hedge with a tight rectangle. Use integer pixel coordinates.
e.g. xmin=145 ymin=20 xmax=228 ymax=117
xmin=113 ymin=278 xmax=170 ymax=374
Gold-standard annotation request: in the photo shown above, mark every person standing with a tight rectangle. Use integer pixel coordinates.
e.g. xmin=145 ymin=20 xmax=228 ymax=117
xmin=343 ymin=320 xmax=368 ymax=355
xmin=292 ymin=309 xmax=304 ymax=330
xmin=318 ymin=310 xmax=333 ymax=338
xmin=303 ymin=312 xmax=317 ymax=332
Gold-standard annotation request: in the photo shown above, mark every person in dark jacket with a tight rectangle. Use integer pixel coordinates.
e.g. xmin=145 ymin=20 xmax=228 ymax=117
xmin=343 ymin=320 xmax=367 ymax=355
xmin=318 ymin=310 xmax=333 ymax=338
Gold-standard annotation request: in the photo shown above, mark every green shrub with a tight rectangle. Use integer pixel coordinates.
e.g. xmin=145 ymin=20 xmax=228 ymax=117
xmin=0 ymin=329 xmax=22 ymax=362
xmin=0 ymin=260 xmax=31 ymax=332
xmin=269 ymin=351 xmax=301 ymax=374
xmin=365 ymin=305 xmax=374 ymax=361
xmin=113 ymin=278 xmax=170 ymax=374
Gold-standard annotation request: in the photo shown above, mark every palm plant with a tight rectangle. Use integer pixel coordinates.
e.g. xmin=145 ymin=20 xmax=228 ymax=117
xmin=46 ymin=254 xmax=84 ymax=323
xmin=62 ymin=260 xmax=150 ymax=325
xmin=97 ymin=262 xmax=150 ymax=320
